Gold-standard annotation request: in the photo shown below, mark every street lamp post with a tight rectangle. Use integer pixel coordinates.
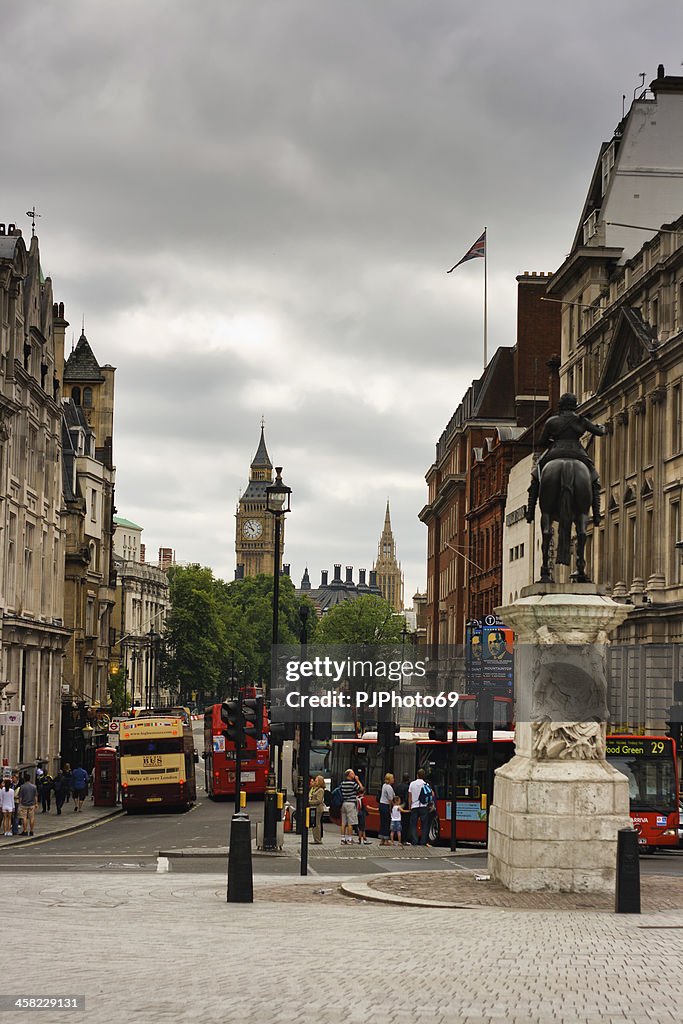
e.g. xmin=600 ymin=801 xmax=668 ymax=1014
xmin=263 ymin=466 xmax=291 ymax=852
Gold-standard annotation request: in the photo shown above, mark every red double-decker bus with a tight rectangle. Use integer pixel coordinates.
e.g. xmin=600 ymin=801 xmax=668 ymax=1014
xmin=330 ymin=730 xmax=680 ymax=849
xmin=203 ymin=691 xmax=270 ymax=798
xmin=605 ymin=735 xmax=679 ymax=851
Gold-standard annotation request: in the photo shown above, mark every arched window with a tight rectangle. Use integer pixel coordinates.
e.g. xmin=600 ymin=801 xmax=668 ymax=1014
xmin=83 ymin=387 xmax=93 ymax=408
xmin=71 ymin=386 xmax=81 ymax=405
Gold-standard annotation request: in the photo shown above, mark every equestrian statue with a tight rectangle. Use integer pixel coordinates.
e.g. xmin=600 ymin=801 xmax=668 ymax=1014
xmin=525 ymin=393 xmax=608 ymax=583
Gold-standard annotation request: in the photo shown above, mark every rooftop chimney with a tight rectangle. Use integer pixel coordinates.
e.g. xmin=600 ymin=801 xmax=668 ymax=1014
xmin=345 ymin=566 xmax=353 ymax=585
xmin=333 ymin=564 xmax=342 ymax=583
xmin=369 ymin=570 xmax=378 ymax=590
xmin=321 ymin=570 xmax=328 ymax=587
xmin=358 ymin=569 xmax=367 ymax=587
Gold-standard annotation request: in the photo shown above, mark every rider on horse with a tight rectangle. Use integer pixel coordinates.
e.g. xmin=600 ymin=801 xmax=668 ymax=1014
xmin=525 ymin=393 xmax=607 ymax=526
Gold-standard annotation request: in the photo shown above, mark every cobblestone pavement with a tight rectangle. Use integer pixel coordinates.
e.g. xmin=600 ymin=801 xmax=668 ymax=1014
xmin=0 ymin=800 xmax=121 ymax=848
xmin=364 ymin=867 xmax=683 ymax=912
xmin=8 ymin=869 xmax=683 ymax=1024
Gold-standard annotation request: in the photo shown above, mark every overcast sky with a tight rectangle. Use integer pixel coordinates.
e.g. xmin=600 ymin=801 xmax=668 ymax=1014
xmin=3 ymin=2 xmax=682 ymax=599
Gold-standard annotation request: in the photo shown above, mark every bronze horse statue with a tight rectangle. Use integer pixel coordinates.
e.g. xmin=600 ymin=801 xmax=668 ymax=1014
xmin=538 ymin=459 xmax=592 ymax=583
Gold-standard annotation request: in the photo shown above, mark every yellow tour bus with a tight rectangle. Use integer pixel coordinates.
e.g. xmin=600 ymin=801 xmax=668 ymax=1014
xmin=119 ymin=715 xmax=198 ymax=811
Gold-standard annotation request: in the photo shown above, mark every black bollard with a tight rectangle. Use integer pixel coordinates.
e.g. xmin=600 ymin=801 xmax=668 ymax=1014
xmin=227 ymin=813 xmax=253 ymax=904
xmin=615 ymin=827 xmax=640 ymax=914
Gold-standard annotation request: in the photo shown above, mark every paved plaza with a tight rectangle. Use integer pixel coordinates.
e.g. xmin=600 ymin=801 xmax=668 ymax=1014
xmin=8 ymin=868 xmax=683 ymax=1024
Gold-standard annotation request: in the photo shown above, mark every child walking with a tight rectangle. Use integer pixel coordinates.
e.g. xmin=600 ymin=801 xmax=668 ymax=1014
xmin=390 ymin=795 xmax=403 ymax=846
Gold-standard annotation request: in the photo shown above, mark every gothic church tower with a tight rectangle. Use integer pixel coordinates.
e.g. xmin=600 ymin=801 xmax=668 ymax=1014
xmin=373 ymin=501 xmax=404 ymax=612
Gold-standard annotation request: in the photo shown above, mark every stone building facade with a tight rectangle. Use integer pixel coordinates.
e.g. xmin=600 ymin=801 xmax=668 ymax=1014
xmin=0 ymin=224 xmax=70 ymax=772
xmin=527 ymin=68 xmax=683 ymax=731
xmin=61 ymin=331 xmax=117 ymax=710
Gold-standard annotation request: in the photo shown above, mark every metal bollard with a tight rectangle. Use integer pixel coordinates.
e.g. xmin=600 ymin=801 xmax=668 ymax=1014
xmin=615 ymin=827 xmax=640 ymax=914
xmin=227 ymin=812 xmax=253 ymax=904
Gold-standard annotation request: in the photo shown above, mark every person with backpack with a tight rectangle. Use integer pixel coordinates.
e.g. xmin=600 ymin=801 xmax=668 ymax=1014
xmin=408 ymin=768 xmax=432 ymax=846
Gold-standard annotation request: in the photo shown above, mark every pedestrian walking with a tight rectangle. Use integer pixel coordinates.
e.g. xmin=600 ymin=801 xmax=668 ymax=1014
xmin=39 ymin=770 xmax=54 ymax=813
xmin=62 ymin=764 xmax=73 ymax=805
xmin=17 ymin=773 xmax=38 ymax=836
xmin=308 ymin=775 xmax=326 ymax=844
xmin=378 ymin=772 xmax=395 ymax=845
xmin=1 ymin=780 xmax=15 ymax=836
xmin=53 ymin=770 xmax=67 ymax=815
xmin=408 ymin=769 xmax=432 ymax=846
xmin=71 ymin=765 xmax=89 ymax=812
xmin=10 ymin=771 xmax=20 ymax=834
xmin=339 ymin=768 xmax=363 ymax=845
xmin=390 ymin=795 xmax=404 ymax=845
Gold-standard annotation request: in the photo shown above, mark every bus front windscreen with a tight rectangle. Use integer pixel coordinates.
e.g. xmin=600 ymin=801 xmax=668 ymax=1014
xmin=609 ymin=755 xmax=677 ymax=812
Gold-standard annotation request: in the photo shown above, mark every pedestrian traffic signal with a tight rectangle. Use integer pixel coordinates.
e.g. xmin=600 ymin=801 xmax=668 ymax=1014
xmin=242 ymin=697 xmax=264 ymax=741
xmin=378 ymin=720 xmax=400 ymax=748
xmin=221 ymin=699 xmax=243 ymax=744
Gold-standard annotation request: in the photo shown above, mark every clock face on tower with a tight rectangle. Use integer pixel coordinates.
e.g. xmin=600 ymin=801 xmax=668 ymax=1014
xmin=242 ymin=518 xmax=263 ymax=539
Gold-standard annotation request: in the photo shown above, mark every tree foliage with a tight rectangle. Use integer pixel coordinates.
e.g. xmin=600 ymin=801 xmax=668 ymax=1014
xmin=159 ymin=565 xmax=318 ymax=705
xmin=315 ymin=595 xmax=404 ymax=644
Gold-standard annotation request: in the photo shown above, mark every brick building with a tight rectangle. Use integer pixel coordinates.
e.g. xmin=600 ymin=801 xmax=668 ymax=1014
xmin=420 ymin=273 xmax=560 ymax=646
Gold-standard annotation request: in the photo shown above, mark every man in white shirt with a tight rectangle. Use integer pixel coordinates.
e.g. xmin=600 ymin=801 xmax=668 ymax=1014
xmin=408 ymin=769 xmax=431 ymax=846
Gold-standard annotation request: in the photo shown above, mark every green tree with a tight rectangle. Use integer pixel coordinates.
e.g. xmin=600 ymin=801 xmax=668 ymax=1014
xmin=159 ymin=566 xmax=319 ymax=705
xmin=161 ymin=564 xmax=228 ymax=706
xmin=315 ymin=595 xmax=404 ymax=644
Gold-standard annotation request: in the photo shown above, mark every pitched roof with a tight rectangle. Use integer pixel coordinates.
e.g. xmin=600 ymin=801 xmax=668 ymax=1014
xmin=251 ymin=426 xmax=272 ymax=469
xmin=64 ymin=331 xmax=105 ymax=382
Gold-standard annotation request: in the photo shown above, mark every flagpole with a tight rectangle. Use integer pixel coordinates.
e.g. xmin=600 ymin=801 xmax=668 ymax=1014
xmin=483 ymin=226 xmax=488 ymax=369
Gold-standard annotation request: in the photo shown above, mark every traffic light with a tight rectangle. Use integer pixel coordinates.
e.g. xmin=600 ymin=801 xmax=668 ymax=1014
xmin=378 ymin=720 xmax=400 ymax=748
xmin=428 ymin=720 xmax=448 ymax=743
xmin=665 ymin=704 xmax=683 ymax=749
xmin=312 ymin=718 xmax=332 ymax=741
xmin=221 ymin=699 xmax=243 ymax=744
xmin=269 ymin=687 xmax=296 ymax=744
xmin=242 ymin=697 xmax=264 ymax=741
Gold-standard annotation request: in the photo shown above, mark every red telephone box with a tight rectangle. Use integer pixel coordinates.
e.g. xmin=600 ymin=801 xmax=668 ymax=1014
xmin=93 ymin=747 xmax=118 ymax=807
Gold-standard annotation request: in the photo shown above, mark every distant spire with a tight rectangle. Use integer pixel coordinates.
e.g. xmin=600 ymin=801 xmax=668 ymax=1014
xmin=25 ymin=205 xmax=40 ymax=237
xmin=384 ymin=499 xmax=392 ymax=531
xmin=251 ymin=423 xmax=272 ymax=469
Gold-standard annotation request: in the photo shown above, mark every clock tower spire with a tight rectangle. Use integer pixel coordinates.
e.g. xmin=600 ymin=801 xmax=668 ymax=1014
xmin=235 ymin=425 xmax=283 ymax=578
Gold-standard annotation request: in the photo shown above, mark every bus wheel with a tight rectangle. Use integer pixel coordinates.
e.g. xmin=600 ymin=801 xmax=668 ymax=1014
xmin=429 ymin=815 xmax=440 ymax=844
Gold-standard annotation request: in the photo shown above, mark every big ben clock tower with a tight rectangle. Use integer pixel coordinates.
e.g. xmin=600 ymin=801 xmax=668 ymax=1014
xmin=235 ymin=426 xmax=284 ymax=578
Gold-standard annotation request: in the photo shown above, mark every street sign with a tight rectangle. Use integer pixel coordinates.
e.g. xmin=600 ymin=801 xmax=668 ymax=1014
xmin=0 ymin=711 xmax=22 ymax=727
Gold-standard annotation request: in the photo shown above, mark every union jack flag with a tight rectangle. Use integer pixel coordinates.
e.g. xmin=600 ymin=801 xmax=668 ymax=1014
xmin=447 ymin=230 xmax=486 ymax=273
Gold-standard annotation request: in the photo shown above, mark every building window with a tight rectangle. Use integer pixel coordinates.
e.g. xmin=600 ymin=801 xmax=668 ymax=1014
xmin=71 ymin=386 xmax=81 ymax=405
xmin=24 ymin=522 xmax=34 ymax=599
xmin=672 ymin=382 xmax=682 ymax=455
xmin=90 ymin=489 xmax=97 ymax=522
xmin=671 ymin=501 xmax=682 ymax=586
xmin=83 ymin=387 xmax=93 ymax=408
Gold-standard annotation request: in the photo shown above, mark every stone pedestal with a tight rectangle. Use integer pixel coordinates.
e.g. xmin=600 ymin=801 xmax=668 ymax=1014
xmin=487 ymin=584 xmax=632 ymax=893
